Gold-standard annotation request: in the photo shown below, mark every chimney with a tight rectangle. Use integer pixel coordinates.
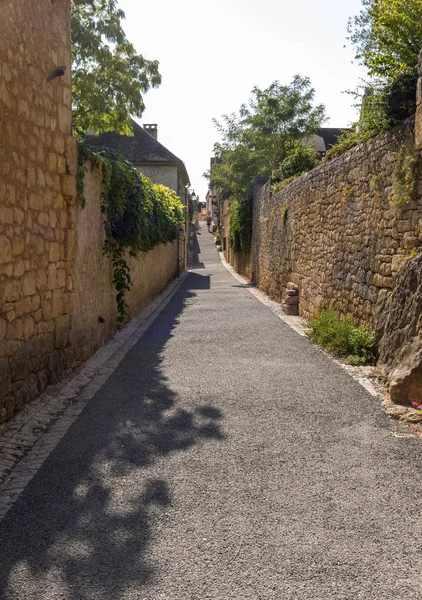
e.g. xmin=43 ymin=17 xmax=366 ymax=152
xmin=143 ymin=124 xmax=158 ymax=140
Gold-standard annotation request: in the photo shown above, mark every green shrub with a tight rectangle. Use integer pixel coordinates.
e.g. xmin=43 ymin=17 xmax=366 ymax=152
xmin=217 ymin=245 xmax=222 ymax=252
xmin=307 ymin=308 xmax=377 ymax=365
xmin=228 ymin=189 xmax=253 ymax=254
xmin=77 ymin=139 xmax=184 ymax=324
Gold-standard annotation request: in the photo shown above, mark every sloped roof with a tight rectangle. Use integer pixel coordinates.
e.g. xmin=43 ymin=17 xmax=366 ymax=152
xmin=316 ymin=128 xmax=348 ymax=151
xmin=86 ymin=120 xmax=184 ymax=166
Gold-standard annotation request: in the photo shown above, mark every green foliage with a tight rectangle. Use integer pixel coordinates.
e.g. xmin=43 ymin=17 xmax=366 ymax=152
xmin=324 ymin=71 xmax=418 ymax=161
xmin=228 ymin=193 xmax=253 ymax=254
xmin=406 ymin=248 xmax=421 ymax=260
xmin=76 ymin=130 xmax=90 ymax=207
xmin=217 ymin=245 xmax=222 ymax=252
xmin=77 ymin=142 xmax=184 ymax=324
xmin=208 ymin=76 xmax=325 ymax=251
xmin=328 ymin=0 xmax=422 ymax=160
xmin=71 ymin=0 xmax=161 ymax=133
xmin=274 ymin=142 xmax=319 ymax=181
xmin=307 ymin=308 xmax=377 ymax=365
xmin=348 ymin=0 xmax=422 ymax=79
xmin=271 ymin=177 xmax=297 ymax=194
xmin=383 ymin=70 xmax=418 ymax=125
xmin=391 ymin=145 xmax=422 ymax=209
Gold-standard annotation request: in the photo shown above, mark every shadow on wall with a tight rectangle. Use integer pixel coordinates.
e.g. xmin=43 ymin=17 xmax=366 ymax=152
xmin=0 ymin=272 xmax=222 ymax=599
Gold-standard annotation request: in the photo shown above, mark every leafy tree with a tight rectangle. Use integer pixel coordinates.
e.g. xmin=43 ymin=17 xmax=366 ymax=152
xmin=348 ymin=0 xmax=422 ymax=79
xmin=207 ymin=76 xmax=325 ymax=251
xmin=209 ymin=76 xmax=324 ymax=192
xmin=71 ymin=0 xmax=161 ymax=133
xmin=327 ymin=0 xmax=422 ymax=159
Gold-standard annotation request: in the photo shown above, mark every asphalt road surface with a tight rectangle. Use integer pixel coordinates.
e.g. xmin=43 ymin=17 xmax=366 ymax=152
xmin=1 ymin=223 xmax=422 ymax=599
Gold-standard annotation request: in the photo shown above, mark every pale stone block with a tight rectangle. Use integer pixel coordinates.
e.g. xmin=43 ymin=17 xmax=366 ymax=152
xmin=38 ymin=212 xmax=49 ymax=227
xmin=65 ymin=136 xmax=78 ymax=175
xmin=49 ymin=242 xmax=61 ymax=263
xmin=0 ymin=82 xmax=12 ymax=108
xmin=51 ymin=289 xmax=63 ymax=318
xmin=14 ymin=297 xmax=32 ymax=318
xmin=48 ymin=152 xmax=57 ymax=172
xmin=22 ymin=272 xmax=36 ymax=296
xmin=35 ymin=269 xmax=47 ymax=292
xmin=0 ymin=236 xmax=12 ymax=263
xmin=14 ymin=208 xmax=25 ymax=225
xmin=47 ymin=263 xmax=57 ymax=290
xmin=61 ymin=174 xmax=76 ymax=198
xmin=55 ymin=230 xmax=65 ymax=243
xmin=0 ymin=318 xmax=6 ymax=342
xmin=22 ymin=316 xmax=35 ymax=341
xmin=13 ymin=260 xmax=26 ymax=279
xmin=28 ymin=193 xmax=44 ymax=211
xmin=65 ymin=229 xmax=75 ymax=260
xmin=7 ymin=319 xmax=23 ymax=341
xmin=41 ymin=299 xmax=52 ymax=321
xmin=33 ymin=309 xmax=43 ymax=323
xmin=0 ymin=206 xmax=14 ymax=224
xmin=56 ymin=268 xmax=66 ymax=288
xmin=49 ymin=210 xmax=57 ymax=228
xmin=58 ymin=105 xmax=71 ymax=134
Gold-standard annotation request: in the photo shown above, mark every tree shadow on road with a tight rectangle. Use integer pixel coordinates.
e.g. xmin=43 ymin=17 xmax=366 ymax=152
xmin=0 ymin=272 xmax=223 ymax=599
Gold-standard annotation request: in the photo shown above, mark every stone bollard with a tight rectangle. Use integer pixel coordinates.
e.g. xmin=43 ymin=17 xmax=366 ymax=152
xmin=281 ymin=282 xmax=299 ymax=316
xmin=415 ymin=49 xmax=422 ymax=151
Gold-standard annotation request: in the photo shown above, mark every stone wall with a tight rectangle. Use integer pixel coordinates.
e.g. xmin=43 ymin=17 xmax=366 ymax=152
xmin=252 ymin=117 xmax=422 ymax=326
xmin=0 ymin=1 xmax=182 ymax=423
xmin=71 ymin=163 xmax=179 ymax=362
xmin=0 ymin=0 xmax=77 ymax=423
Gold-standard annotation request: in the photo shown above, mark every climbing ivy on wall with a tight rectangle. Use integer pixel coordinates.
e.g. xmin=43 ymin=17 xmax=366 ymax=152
xmin=228 ymin=191 xmax=253 ymax=254
xmin=77 ymin=139 xmax=185 ymax=324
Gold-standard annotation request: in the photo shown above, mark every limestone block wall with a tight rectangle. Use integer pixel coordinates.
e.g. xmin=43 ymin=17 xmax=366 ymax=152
xmin=0 ymin=0 xmax=76 ymax=422
xmin=70 ymin=163 xmax=179 ymax=362
xmin=252 ymin=117 xmax=422 ymax=326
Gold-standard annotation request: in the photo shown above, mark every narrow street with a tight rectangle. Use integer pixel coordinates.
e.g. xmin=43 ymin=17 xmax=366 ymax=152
xmin=0 ymin=223 xmax=422 ymax=599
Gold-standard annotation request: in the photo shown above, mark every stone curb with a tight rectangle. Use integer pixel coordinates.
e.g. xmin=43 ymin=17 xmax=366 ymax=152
xmin=0 ymin=271 xmax=189 ymax=522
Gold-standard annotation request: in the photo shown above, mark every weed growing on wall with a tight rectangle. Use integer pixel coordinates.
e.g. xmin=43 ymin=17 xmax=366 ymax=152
xmin=77 ymin=140 xmax=184 ymax=324
xmin=391 ymin=145 xmax=421 ymax=210
xmin=307 ymin=308 xmax=377 ymax=365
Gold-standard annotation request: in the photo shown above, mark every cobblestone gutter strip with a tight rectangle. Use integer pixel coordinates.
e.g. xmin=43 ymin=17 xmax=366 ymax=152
xmin=218 ymin=252 xmax=383 ymax=399
xmin=0 ymin=272 xmax=189 ymax=522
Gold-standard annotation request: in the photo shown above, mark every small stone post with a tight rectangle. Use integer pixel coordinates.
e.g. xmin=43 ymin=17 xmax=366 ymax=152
xmin=415 ymin=49 xmax=422 ymax=150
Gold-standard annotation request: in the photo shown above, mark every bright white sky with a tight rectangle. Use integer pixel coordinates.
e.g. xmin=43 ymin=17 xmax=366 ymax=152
xmin=118 ymin=0 xmax=367 ymax=201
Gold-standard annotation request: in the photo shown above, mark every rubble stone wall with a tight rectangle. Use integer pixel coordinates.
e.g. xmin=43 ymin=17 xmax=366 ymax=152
xmin=0 ymin=1 xmax=180 ymax=423
xmin=0 ymin=0 xmax=76 ymax=422
xmin=252 ymin=117 xmax=422 ymax=326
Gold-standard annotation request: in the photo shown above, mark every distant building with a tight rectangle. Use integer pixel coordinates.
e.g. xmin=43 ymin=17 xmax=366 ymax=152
xmin=87 ymin=121 xmax=190 ymax=203
xmin=313 ymin=128 xmax=349 ymax=158
xmin=87 ymin=121 xmax=191 ymax=270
